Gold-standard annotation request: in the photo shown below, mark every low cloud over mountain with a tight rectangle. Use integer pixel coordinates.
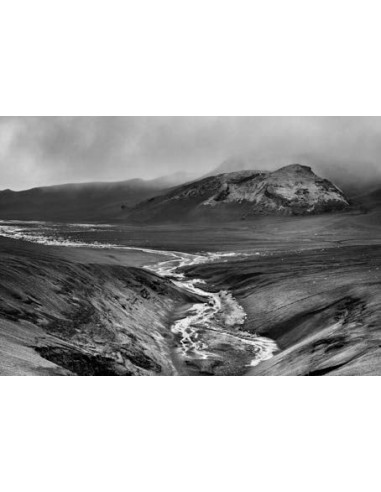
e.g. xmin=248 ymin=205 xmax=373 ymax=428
xmin=1 ymin=117 xmax=381 ymax=192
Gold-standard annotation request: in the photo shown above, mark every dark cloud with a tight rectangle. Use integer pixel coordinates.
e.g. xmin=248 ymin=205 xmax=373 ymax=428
xmin=0 ymin=116 xmax=380 ymax=190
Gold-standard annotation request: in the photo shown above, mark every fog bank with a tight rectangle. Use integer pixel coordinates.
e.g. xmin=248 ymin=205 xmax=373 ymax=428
xmin=0 ymin=116 xmax=380 ymax=190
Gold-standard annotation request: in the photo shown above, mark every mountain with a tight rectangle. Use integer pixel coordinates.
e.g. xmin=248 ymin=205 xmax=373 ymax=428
xmin=206 ymin=157 xmax=381 ymax=199
xmin=0 ymin=177 xmax=171 ymax=222
xmin=0 ymin=164 xmax=352 ymax=223
xmin=127 ymin=164 xmax=350 ymax=223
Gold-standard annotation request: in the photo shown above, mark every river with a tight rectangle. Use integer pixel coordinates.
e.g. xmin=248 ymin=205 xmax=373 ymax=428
xmin=0 ymin=220 xmax=278 ymax=371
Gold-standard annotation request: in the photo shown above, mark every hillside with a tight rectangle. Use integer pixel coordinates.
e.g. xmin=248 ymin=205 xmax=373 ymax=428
xmin=0 ymin=237 xmax=203 ymax=375
xmin=183 ymin=243 xmax=381 ymax=376
xmin=128 ymin=164 xmax=349 ymax=223
xmin=0 ymin=178 xmax=170 ymax=222
xmin=0 ymin=170 xmax=199 ymax=222
xmin=206 ymin=157 xmax=381 ymax=199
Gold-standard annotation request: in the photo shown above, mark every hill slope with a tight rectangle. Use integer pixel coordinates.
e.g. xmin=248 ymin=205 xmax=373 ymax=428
xmin=0 ymin=237 xmax=202 ymax=375
xmin=206 ymin=157 xmax=381 ymax=199
xmin=0 ymin=178 xmax=170 ymax=222
xmin=128 ymin=164 xmax=349 ymax=223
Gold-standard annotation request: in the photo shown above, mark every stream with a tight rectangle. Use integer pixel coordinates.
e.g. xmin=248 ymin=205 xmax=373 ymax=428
xmin=145 ymin=250 xmax=278 ymax=367
xmin=0 ymin=220 xmax=278 ymax=371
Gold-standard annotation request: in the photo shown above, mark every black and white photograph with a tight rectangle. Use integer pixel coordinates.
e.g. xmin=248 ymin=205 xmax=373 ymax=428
xmin=0 ymin=116 xmax=380 ymax=376
xmin=1 ymin=2 xmax=381 ymax=491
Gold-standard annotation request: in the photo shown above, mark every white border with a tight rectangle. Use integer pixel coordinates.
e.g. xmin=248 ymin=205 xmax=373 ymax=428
xmin=0 ymin=0 xmax=380 ymax=115
xmin=1 ymin=1 xmax=380 ymax=491
xmin=1 ymin=378 xmax=380 ymax=492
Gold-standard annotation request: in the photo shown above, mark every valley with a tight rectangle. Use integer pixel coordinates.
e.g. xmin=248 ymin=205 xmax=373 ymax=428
xmin=0 ymin=161 xmax=380 ymax=376
xmin=0 ymin=202 xmax=380 ymax=375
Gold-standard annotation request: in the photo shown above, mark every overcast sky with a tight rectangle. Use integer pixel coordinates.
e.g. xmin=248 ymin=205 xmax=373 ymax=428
xmin=0 ymin=116 xmax=381 ymax=190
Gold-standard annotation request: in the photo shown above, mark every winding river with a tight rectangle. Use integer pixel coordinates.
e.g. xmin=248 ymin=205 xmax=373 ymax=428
xmin=0 ymin=220 xmax=278 ymax=370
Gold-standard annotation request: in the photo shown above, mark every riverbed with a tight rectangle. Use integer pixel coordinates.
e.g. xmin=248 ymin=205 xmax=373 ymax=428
xmin=0 ymin=220 xmax=278 ymax=373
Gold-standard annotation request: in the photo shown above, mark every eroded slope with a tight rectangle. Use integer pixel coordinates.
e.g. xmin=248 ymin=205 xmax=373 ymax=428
xmin=129 ymin=164 xmax=349 ymax=222
xmin=0 ymin=238 xmax=199 ymax=375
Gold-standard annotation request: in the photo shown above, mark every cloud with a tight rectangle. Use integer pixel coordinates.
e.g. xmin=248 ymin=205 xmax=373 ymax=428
xmin=0 ymin=116 xmax=380 ymax=190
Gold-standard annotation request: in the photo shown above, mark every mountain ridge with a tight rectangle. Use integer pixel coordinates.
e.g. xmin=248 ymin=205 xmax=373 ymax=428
xmin=127 ymin=164 xmax=350 ymax=223
xmin=0 ymin=163 xmax=353 ymax=223
xmin=0 ymin=175 xmax=182 ymax=222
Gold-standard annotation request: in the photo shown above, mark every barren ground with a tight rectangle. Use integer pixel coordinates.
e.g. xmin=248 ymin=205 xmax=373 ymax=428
xmin=0 ymin=206 xmax=380 ymax=375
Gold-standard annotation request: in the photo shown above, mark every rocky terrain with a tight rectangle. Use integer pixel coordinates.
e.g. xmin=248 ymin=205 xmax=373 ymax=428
xmin=205 ymin=157 xmax=381 ymax=199
xmin=0 ymin=237 xmax=203 ymax=375
xmin=129 ymin=164 xmax=349 ymax=222
xmin=0 ymin=164 xmax=349 ymax=224
xmin=0 ymin=202 xmax=380 ymax=376
xmin=0 ymin=168 xmax=379 ymax=376
xmin=184 ymin=243 xmax=381 ymax=376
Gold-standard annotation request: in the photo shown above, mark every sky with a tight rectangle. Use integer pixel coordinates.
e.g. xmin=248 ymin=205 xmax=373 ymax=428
xmin=0 ymin=116 xmax=381 ymax=190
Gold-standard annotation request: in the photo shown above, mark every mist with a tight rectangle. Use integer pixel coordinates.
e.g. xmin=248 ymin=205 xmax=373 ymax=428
xmin=0 ymin=116 xmax=380 ymax=191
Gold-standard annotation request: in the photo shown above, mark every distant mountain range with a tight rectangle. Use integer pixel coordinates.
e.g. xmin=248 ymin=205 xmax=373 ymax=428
xmin=0 ymin=179 xmax=163 ymax=221
xmin=0 ymin=172 xmax=198 ymax=222
xmin=1 ymin=162 xmax=379 ymax=223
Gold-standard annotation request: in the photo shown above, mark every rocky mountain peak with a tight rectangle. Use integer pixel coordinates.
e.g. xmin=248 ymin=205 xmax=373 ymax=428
xmin=128 ymin=164 xmax=350 ymax=222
